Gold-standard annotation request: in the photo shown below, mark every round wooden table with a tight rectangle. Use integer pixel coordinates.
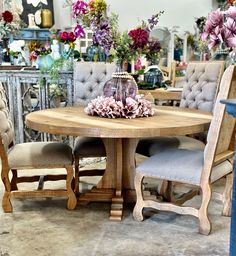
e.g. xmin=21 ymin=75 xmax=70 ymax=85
xmin=26 ymin=106 xmax=212 ymax=220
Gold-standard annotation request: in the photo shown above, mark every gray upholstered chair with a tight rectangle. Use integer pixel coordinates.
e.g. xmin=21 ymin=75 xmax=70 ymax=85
xmin=73 ymin=62 xmax=116 ymax=195
xmin=136 ymin=61 xmax=225 ymax=157
xmin=133 ymin=65 xmax=236 ymax=235
xmin=0 ymin=83 xmax=77 ymax=212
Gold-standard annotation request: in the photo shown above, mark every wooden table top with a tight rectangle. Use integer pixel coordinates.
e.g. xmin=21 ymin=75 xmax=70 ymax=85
xmin=138 ymin=88 xmax=182 ymax=100
xmin=26 ymin=106 xmax=212 ymax=138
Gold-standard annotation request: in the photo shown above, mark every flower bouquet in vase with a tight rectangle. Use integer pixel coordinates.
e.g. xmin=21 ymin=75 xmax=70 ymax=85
xmin=31 ymin=47 xmax=53 ymax=70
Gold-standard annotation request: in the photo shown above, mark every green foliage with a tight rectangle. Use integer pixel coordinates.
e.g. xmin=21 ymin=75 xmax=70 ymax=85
xmin=110 ymin=32 xmax=134 ymax=64
xmin=39 ymin=57 xmax=71 ymax=96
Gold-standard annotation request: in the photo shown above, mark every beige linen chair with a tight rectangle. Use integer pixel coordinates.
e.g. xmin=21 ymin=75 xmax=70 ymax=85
xmin=136 ymin=61 xmax=225 ymax=157
xmin=133 ymin=65 xmax=236 ymax=235
xmin=0 ymin=83 xmax=77 ymax=212
xmin=73 ymin=62 xmax=116 ymax=195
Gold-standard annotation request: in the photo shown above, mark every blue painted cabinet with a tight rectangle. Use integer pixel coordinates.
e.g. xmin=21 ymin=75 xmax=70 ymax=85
xmin=13 ymin=28 xmax=51 ymax=41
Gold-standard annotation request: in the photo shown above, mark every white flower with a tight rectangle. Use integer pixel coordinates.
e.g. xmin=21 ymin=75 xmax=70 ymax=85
xmin=26 ymin=0 xmax=48 ymax=7
xmin=9 ymin=40 xmax=25 ymax=53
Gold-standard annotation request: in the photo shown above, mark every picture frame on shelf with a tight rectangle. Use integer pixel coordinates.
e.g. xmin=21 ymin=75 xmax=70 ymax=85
xmin=22 ymin=0 xmax=54 ymax=28
xmin=2 ymin=0 xmax=55 ymax=28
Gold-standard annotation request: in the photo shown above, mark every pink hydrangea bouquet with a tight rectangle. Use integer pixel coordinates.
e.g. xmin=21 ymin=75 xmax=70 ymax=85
xmin=202 ymin=6 xmax=236 ymax=49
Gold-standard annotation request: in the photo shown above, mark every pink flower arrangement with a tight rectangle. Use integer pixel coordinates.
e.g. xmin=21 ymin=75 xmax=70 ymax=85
xmin=202 ymin=6 xmax=236 ymax=49
xmin=58 ymin=31 xmax=77 ymax=43
xmin=85 ymin=95 xmax=154 ymax=119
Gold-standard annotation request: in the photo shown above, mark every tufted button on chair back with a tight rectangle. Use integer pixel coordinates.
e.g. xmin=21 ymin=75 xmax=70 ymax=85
xmin=73 ymin=62 xmax=116 ymax=106
xmin=0 ymin=83 xmax=14 ymax=151
xmin=180 ymin=62 xmax=224 ymax=112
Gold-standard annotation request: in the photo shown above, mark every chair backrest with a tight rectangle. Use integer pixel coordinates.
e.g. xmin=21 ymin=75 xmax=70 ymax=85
xmin=171 ymin=61 xmax=187 ymax=88
xmin=73 ymin=62 xmax=116 ymax=106
xmin=180 ymin=61 xmax=224 ymax=112
xmin=202 ymin=65 xmax=236 ymax=182
xmin=0 ymin=82 xmax=14 ymax=152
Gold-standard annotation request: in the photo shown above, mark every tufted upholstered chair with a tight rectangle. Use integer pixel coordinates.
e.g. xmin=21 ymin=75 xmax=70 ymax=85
xmin=73 ymin=62 xmax=116 ymax=195
xmin=180 ymin=62 xmax=224 ymax=111
xmin=0 ymin=82 xmax=77 ymax=212
xmin=73 ymin=62 xmax=116 ymax=106
xmin=136 ymin=61 xmax=225 ymax=157
xmin=133 ymin=65 xmax=236 ymax=235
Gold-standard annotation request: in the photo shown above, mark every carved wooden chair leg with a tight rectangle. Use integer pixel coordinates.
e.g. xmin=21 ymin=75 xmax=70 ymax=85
xmin=1 ymin=167 xmax=12 ymax=213
xmin=160 ymin=180 xmax=173 ymax=201
xmin=74 ymin=160 xmax=79 ymax=196
xmin=133 ymin=173 xmax=145 ymax=221
xmin=198 ymin=183 xmax=212 ymax=235
xmin=65 ymin=166 xmax=77 ymax=210
xmin=10 ymin=169 xmax=18 ymax=191
xmin=222 ymin=173 xmax=233 ymax=217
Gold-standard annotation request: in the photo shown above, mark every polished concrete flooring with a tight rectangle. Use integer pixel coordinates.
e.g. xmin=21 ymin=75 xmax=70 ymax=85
xmin=0 ymin=158 xmax=230 ymax=256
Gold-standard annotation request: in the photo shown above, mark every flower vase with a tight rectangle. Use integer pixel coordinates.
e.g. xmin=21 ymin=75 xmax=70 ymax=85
xmin=37 ymin=55 xmax=54 ymax=69
xmin=212 ymin=43 xmax=230 ymax=61
xmin=226 ymin=48 xmax=236 ymax=66
xmin=86 ymin=45 xmax=106 ymax=62
xmin=103 ymin=63 xmax=138 ymax=103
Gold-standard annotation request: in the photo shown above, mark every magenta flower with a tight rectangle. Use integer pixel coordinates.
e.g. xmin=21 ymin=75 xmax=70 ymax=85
xmin=74 ymin=24 xmax=85 ymax=38
xmin=128 ymin=28 xmax=149 ymax=50
xmin=72 ymin=0 xmax=88 ymax=17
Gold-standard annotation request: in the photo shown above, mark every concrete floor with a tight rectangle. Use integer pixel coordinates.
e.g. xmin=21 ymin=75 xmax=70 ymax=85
xmin=0 ymin=158 xmax=230 ymax=256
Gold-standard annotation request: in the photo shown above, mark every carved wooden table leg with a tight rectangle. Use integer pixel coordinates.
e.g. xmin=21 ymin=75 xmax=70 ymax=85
xmin=110 ymin=138 xmax=123 ymax=220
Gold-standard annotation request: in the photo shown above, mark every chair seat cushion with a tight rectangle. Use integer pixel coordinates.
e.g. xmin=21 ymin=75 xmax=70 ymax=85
xmin=136 ymin=136 xmax=205 ymax=157
xmin=136 ymin=149 xmax=232 ymax=185
xmin=73 ymin=137 xmax=106 ymax=158
xmin=8 ymin=142 xmax=73 ymax=169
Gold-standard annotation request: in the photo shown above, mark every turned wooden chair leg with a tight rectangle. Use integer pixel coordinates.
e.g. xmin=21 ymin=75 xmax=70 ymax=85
xmin=10 ymin=169 xmax=18 ymax=191
xmin=133 ymin=173 xmax=145 ymax=221
xmin=198 ymin=182 xmax=212 ymax=235
xmin=65 ymin=166 xmax=77 ymax=210
xmin=1 ymin=167 xmax=12 ymax=213
xmin=222 ymin=173 xmax=233 ymax=217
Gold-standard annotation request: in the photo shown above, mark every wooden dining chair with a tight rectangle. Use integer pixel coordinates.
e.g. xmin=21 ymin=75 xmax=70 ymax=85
xmin=73 ymin=62 xmax=116 ymax=195
xmin=136 ymin=61 xmax=225 ymax=157
xmin=133 ymin=65 xmax=236 ymax=235
xmin=0 ymin=83 xmax=77 ymax=212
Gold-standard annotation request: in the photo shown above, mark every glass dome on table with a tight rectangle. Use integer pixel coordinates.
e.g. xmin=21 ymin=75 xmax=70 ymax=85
xmin=103 ymin=71 xmax=138 ymax=102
